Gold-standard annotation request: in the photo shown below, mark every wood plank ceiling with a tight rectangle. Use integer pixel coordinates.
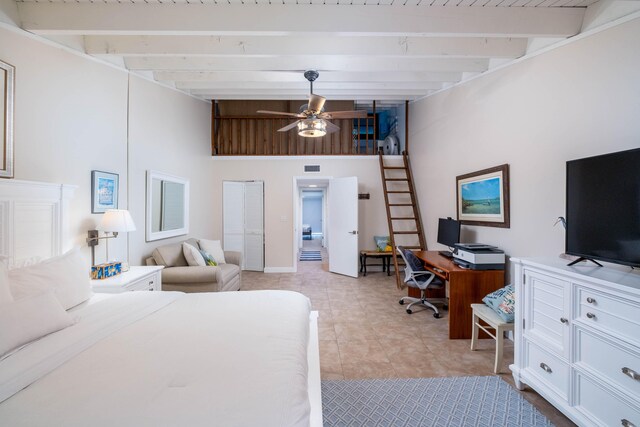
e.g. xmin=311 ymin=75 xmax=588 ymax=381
xmin=14 ymin=0 xmax=600 ymax=101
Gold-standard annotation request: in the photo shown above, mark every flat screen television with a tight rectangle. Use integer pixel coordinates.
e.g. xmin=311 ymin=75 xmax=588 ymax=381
xmin=437 ymin=217 xmax=461 ymax=248
xmin=566 ymin=148 xmax=640 ymax=267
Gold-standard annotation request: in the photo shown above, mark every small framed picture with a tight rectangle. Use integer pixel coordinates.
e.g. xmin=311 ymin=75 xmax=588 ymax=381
xmin=91 ymin=170 xmax=119 ymax=214
xmin=456 ymin=164 xmax=510 ymax=228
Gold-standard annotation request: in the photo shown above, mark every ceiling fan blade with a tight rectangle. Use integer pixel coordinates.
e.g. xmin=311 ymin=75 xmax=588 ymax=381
xmin=257 ymin=110 xmax=305 ymax=118
xmin=325 ymin=121 xmax=341 ymax=133
xmin=277 ymin=121 xmax=302 ymax=132
xmin=308 ymin=94 xmax=326 ymax=114
xmin=320 ymin=110 xmax=368 ymax=119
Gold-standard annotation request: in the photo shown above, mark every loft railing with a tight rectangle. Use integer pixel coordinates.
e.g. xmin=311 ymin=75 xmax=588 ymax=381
xmin=212 ymin=116 xmax=379 ymax=156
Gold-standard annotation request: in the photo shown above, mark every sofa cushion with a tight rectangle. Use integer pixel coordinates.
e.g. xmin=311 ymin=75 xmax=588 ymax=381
xmin=183 ymin=243 xmax=206 ymax=266
xmin=162 ymin=266 xmax=218 ymax=284
xmin=152 ymin=238 xmax=199 ymax=267
xmin=198 ymin=239 xmax=226 ymax=264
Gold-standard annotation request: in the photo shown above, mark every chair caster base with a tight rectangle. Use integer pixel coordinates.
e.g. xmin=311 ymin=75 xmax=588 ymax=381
xmin=399 ymin=299 xmax=404 ymax=305
xmin=406 ymin=309 xmax=412 ymax=314
xmin=433 ymin=312 xmax=441 ymax=319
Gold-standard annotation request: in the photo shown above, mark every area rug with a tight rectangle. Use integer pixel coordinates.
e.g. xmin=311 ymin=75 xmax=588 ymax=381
xmin=321 ymin=376 xmax=554 ymax=427
xmin=300 ymin=250 xmax=322 ymax=261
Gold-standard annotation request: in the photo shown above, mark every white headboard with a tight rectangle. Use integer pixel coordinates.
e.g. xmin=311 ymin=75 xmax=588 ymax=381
xmin=0 ymin=179 xmax=76 ymax=266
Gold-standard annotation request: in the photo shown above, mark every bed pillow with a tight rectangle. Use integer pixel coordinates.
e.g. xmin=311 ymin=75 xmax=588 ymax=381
xmin=0 ymin=261 xmax=13 ymax=305
xmin=198 ymin=239 xmax=226 ymax=264
xmin=9 ymin=248 xmax=92 ymax=310
xmin=0 ymin=290 xmax=75 ymax=358
xmin=183 ymin=243 xmax=206 ymax=266
xmin=482 ymin=284 xmax=515 ymax=323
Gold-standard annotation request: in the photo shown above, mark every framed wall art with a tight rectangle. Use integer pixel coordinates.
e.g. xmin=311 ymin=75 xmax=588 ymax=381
xmin=456 ymin=164 xmax=510 ymax=228
xmin=91 ymin=170 xmax=119 ymax=213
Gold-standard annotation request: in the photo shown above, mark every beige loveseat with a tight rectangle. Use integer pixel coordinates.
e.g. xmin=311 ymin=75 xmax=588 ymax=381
xmin=145 ymin=238 xmax=242 ymax=293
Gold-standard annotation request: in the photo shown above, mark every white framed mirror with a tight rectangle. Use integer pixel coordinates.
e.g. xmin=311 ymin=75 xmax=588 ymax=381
xmin=146 ymin=170 xmax=189 ymax=242
xmin=0 ymin=59 xmax=15 ymax=179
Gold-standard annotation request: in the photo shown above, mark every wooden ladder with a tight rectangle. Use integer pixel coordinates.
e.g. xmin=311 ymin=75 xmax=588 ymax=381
xmin=378 ymin=150 xmax=427 ymax=289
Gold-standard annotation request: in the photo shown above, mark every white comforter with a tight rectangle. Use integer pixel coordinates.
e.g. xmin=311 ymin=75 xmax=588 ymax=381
xmin=0 ymin=290 xmax=312 ymax=427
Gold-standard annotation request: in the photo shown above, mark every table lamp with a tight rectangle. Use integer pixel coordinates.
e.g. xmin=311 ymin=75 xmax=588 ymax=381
xmin=87 ymin=209 xmax=136 ymax=272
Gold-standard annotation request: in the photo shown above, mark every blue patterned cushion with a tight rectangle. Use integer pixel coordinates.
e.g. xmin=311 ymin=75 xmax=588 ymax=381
xmin=483 ymin=284 xmax=515 ymax=323
xmin=199 ymin=250 xmax=218 ymax=267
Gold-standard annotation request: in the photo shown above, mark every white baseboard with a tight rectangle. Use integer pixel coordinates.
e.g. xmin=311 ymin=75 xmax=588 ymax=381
xmin=263 ymin=267 xmax=296 ymax=273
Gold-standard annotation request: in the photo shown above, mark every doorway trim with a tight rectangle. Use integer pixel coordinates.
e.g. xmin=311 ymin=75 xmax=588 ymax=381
xmin=292 ymin=175 xmax=332 ymax=273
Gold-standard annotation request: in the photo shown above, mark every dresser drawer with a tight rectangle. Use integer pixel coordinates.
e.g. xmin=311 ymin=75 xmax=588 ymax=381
xmin=575 ymin=372 xmax=640 ymax=427
xmin=525 ymin=340 xmax=570 ymax=401
xmin=575 ymin=327 xmax=640 ymax=400
xmin=127 ymin=274 xmax=158 ymax=291
xmin=524 ymin=270 xmax=571 ymax=357
xmin=576 ymin=287 xmax=640 ymax=348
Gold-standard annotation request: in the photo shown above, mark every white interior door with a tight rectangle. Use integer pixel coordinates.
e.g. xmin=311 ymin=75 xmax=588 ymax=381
xmin=223 ymin=181 xmax=245 ymax=266
xmin=328 ymin=177 xmax=358 ymax=277
xmin=244 ymin=181 xmax=264 ymax=272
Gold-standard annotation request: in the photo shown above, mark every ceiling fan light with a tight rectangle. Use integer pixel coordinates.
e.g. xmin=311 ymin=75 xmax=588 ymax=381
xmin=298 ymin=119 xmax=327 ymax=138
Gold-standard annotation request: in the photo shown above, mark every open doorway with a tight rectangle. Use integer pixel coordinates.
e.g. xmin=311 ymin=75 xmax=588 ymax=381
xmin=293 ymin=177 xmax=330 ymax=271
xmin=302 ymin=189 xmax=325 ymax=248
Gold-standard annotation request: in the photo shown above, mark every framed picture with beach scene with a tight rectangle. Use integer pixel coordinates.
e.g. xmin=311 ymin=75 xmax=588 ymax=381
xmin=91 ymin=170 xmax=119 ymax=214
xmin=456 ymin=164 xmax=510 ymax=228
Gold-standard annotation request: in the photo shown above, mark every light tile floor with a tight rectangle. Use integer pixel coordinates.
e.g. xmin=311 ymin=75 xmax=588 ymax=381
xmin=241 ymin=243 xmax=575 ymax=426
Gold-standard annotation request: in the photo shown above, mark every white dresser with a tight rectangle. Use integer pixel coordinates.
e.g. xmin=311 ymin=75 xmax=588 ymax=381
xmin=511 ymin=257 xmax=640 ymax=427
xmin=91 ymin=266 xmax=164 ymax=293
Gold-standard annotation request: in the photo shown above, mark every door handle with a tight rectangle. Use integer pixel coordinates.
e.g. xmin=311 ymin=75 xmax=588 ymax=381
xmin=348 ymin=230 xmax=358 ymax=235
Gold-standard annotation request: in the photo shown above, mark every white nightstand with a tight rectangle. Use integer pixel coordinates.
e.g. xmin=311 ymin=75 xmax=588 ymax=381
xmin=91 ymin=266 xmax=164 ymax=293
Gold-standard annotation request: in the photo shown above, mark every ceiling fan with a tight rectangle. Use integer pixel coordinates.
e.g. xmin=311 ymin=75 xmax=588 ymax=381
xmin=257 ymin=70 xmax=368 ymax=138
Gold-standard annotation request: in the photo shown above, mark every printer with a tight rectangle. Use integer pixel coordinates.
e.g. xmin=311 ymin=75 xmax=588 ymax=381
xmin=453 ymin=243 xmax=505 ymax=270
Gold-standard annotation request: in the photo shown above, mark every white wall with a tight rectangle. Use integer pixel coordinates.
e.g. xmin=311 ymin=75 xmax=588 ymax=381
xmin=211 ymin=157 xmax=391 ymax=269
xmin=409 ymin=18 xmax=640 ymax=265
xmin=127 ymin=76 xmax=213 ymax=264
xmin=0 ymin=25 xmax=212 ymax=265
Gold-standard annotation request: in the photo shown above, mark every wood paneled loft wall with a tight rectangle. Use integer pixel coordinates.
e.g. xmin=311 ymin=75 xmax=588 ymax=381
xmin=212 ymin=100 xmax=380 ymax=156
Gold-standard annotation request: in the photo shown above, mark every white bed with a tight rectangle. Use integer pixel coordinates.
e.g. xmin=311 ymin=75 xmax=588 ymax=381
xmin=0 ymin=180 xmax=323 ymax=427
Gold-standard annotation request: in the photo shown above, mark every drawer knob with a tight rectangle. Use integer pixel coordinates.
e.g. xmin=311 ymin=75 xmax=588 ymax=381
xmin=586 ymin=312 xmax=596 ymax=319
xmin=539 ymin=362 xmax=552 ymax=373
xmin=621 ymin=419 xmax=636 ymax=427
xmin=622 ymin=367 xmax=640 ymax=381
xmin=586 ymin=297 xmax=596 ymax=304
xmin=560 ymin=317 xmax=568 ymax=324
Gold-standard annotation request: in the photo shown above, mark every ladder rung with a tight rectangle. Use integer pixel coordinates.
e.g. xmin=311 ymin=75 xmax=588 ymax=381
xmin=383 ymin=166 xmax=406 ymax=170
xmin=389 ymin=203 xmax=414 ymax=206
xmin=385 ymin=178 xmax=408 ymax=181
xmin=390 ymin=217 xmax=416 ymax=220
xmin=394 ymin=231 xmax=419 ymax=234
xmin=387 ymin=191 xmax=410 ymax=194
xmin=402 ymin=246 xmax=422 ymax=249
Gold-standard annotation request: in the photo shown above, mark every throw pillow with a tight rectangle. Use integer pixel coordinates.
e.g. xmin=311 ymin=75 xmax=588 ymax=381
xmin=199 ymin=250 xmax=218 ymax=267
xmin=9 ymin=248 xmax=92 ymax=310
xmin=0 ymin=289 xmax=75 ymax=358
xmin=374 ymin=236 xmax=390 ymax=252
xmin=183 ymin=243 xmax=206 ymax=267
xmin=198 ymin=239 xmax=226 ymax=264
xmin=483 ymin=284 xmax=515 ymax=323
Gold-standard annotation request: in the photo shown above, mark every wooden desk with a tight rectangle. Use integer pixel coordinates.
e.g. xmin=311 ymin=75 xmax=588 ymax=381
xmin=414 ymin=251 xmax=505 ymax=339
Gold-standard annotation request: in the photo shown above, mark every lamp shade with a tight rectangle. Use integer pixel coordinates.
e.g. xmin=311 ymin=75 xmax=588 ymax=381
xmin=98 ymin=209 xmax=136 ymax=233
xmin=298 ymin=118 xmax=327 ymax=138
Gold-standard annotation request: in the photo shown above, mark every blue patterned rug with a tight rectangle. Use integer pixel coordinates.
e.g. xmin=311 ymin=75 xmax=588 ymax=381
xmin=300 ymin=250 xmax=322 ymax=261
xmin=321 ymin=376 xmax=554 ymax=427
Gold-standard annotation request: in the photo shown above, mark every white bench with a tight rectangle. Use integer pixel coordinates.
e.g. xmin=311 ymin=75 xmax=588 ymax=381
xmin=470 ymin=303 xmax=515 ymax=374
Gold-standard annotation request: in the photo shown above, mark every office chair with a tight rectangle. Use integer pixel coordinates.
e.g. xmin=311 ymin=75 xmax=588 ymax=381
xmin=396 ymin=246 xmax=446 ymax=319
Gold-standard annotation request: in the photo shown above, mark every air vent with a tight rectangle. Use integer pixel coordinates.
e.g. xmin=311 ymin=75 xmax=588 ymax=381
xmin=304 ymin=165 xmax=321 ymax=173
